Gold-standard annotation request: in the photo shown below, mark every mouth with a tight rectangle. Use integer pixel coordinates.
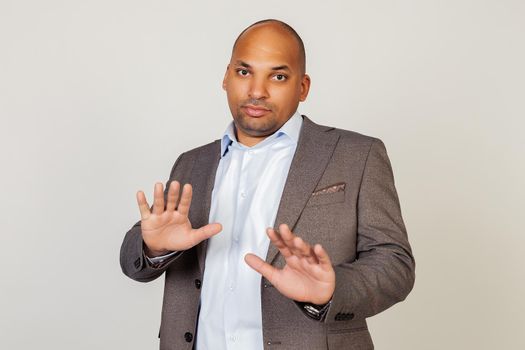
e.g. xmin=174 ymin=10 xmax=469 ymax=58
xmin=242 ymin=104 xmax=271 ymax=118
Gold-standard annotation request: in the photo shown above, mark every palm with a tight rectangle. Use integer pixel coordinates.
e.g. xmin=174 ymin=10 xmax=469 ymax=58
xmin=141 ymin=209 xmax=194 ymax=251
xmin=137 ymin=181 xmax=222 ymax=255
xmin=272 ymin=254 xmax=335 ymax=304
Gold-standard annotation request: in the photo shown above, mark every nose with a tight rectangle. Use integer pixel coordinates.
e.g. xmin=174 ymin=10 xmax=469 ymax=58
xmin=248 ymin=77 xmax=269 ymax=100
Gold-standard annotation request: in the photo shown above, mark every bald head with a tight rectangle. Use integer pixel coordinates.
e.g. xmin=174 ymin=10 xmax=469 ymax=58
xmin=222 ymin=19 xmax=311 ymax=146
xmin=232 ymin=19 xmax=306 ymax=74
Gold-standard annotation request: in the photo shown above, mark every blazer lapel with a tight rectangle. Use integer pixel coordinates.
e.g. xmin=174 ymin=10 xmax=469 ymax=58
xmin=188 ymin=140 xmax=222 ymax=275
xmin=265 ymin=116 xmax=340 ymax=264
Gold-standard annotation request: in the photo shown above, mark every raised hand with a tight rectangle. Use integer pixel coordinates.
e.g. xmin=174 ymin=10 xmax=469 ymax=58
xmin=137 ymin=181 xmax=222 ymax=257
xmin=244 ymin=224 xmax=336 ymax=305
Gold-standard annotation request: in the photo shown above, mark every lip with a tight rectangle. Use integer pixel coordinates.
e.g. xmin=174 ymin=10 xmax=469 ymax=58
xmin=242 ymin=105 xmax=271 ymax=118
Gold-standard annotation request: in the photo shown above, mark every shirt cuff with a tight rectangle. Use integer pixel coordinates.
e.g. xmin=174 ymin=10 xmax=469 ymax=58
xmin=143 ymin=250 xmax=179 ymax=268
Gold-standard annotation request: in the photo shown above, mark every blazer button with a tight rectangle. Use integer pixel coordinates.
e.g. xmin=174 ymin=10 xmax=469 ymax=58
xmin=194 ymin=279 xmax=202 ymax=289
xmin=133 ymin=258 xmax=141 ymax=269
xmin=184 ymin=332 xmax=193 ymax=343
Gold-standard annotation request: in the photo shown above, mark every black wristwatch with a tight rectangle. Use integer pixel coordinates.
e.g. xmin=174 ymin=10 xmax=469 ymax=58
xmin=300 ymin=300 xmax=332 ymax=321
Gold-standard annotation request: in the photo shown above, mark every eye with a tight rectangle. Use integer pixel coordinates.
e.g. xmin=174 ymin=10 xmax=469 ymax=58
xmin=236 ymin=69 xmax=250 ymax=76
xmin=273 ymin=74 xmax=287 ymax=81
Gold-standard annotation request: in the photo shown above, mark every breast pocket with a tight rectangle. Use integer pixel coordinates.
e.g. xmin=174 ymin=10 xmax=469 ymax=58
xmin=296 ymin=183 xmax=356 ymax=265
xmin=305 ymin=186 xmax=346 ymax=207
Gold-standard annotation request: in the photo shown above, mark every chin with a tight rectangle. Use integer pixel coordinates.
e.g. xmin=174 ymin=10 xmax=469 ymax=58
xmin=236 ymin=117 xmax=277 ymax=136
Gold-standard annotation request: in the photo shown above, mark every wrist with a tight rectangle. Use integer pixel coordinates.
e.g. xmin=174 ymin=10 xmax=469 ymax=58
xmin=143 ymin=243 xmax=170 ymax=258
xmin=299 ymin=299 xmax=332 ymax=321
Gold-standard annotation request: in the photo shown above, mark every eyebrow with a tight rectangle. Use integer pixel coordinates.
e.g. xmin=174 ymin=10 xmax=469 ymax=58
xmin=271 ymin=65 xmax=290 ymax=71
xmin=236 ymin=61 xmax=291 ymax=72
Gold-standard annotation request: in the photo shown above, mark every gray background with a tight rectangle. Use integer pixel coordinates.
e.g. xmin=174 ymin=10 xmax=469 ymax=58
xmin=1 ymin=0 xmax=524 ymax=349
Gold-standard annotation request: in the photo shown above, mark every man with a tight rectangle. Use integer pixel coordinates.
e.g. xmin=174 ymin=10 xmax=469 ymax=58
xmin=120 ymin=19 xmax=415 ymax=350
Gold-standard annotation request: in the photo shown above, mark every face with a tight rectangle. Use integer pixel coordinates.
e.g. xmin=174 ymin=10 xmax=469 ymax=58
xmin=222 ymin=25 xmax=311 ymax=146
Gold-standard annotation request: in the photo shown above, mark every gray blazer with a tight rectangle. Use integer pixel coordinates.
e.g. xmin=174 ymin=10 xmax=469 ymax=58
xmin=120 ymin=116 xmax=415 ymax=350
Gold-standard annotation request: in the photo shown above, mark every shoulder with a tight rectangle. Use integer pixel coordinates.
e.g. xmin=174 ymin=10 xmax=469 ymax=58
xmin=167 ymin=139 xmax=221 ymax=179
xmin=302 ymin=115 xmax=384 ymax=150
xmin=180 ymin=139 xmax=221 ymax=160
xmin=302 ymin=115 xmax=393 ymax=174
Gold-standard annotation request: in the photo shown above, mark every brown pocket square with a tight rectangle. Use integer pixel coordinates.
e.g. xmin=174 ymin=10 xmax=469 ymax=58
xmin=311 ymin=182 xmax=346 ymax=197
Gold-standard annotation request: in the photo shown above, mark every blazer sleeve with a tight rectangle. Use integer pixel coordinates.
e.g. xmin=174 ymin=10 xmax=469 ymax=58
xmin=119 ymin=153 xmax=187 ymax=283
xmin=324 ymin=138 xmax=416 ymax=322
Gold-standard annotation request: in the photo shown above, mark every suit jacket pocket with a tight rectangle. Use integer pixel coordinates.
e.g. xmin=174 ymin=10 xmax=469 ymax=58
xmin=305 ymin=187 xmax=346 ymax=207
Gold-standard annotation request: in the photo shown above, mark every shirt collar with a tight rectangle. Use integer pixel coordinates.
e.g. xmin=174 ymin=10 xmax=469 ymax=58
xmin=220 ymin=111 xmax=303 ymax=157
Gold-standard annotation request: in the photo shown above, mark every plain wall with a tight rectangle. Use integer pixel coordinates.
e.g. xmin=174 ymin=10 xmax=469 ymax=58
xmin=1 ymin=0 xmax=524 ymax=349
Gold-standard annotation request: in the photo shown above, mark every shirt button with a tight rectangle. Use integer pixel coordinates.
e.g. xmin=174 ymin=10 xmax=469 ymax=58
xmin=240 ymin=192 xmax=246 ymax=198
xmin=248 ymin=150 xmax=254 ymax=155
xmin=229 ymin=335 xmax=236 ymax=342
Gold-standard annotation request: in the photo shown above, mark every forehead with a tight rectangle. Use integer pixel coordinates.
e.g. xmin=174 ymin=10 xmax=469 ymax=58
xmin=232 ymin=25 xmax=300 ymax=70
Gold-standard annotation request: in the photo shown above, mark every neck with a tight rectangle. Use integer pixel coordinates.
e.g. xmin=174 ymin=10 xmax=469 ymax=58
xmin=236 ymin=132 xmax=268 ymax=147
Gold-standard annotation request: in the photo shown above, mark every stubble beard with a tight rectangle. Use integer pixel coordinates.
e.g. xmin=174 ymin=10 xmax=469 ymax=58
xmin=233 ymin=108 xmax=280 ymax=138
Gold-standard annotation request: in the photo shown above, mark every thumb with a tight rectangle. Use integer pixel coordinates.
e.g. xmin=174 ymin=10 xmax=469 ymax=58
xmin=245 ymin=253 xmax=277 ymax=285
xmin=191 ymin=223 xmax=222 ymax=245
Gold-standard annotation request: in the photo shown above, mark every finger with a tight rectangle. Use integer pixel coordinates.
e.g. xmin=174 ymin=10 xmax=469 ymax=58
xmin=244 ymin=253 xmax=279 ymax=286
xmin=267 ymin=228 xmax=293 ymax=258
xmin=292 ymin=236 xmax=310 ymax=257
xmin=189 ymin=223 xmax=222 ymax=247
xmin=299 ymin=256 xmax=319 ymax=273
xmin=314 ymin=244 xmax=333 ymax=271
xmin=279 ymin=224 xmax=305 ymax=258
xmin=166 ymin=181 xmax=180 ymax=212
xmin=293 ymin=236 xmax=319 ymax=264
xmin=152 ymin=182 xmax=165 ymax=215
xmin=308 ymin=246 xmax=319 ymax=264
xmin=136 ymin=190 xmax=151 ymax=220
xmin=177 ymin=184 xmax=193 ymax=216
xmin=278 ymin=224 xmax=295 ymax=247
xmin=298 ymin=238 xmax=319 ymax=265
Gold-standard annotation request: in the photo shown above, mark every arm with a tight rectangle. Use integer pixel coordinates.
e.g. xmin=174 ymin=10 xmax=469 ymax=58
xmin=119 ymin=220 xmax=177 ymax=283
xmin=324 ymin=138 xmax=415 ymax=322
xmin=120 ymin=155 xmax=222 ymax=283
xmin=245 ymin=138 xmax=415 ymax=322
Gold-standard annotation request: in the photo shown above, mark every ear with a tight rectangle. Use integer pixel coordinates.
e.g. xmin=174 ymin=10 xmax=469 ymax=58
xmin=222 ymin=64 xmax=230 ymax=91
xmin=299 ymin=74 xmax=311 ymax=102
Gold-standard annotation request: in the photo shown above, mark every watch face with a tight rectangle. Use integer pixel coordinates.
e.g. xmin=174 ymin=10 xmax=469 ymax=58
xmin=304 ymin=304 xmax=321 ymax=315
xmin=298 ymin=300 xmax=332 ymax=321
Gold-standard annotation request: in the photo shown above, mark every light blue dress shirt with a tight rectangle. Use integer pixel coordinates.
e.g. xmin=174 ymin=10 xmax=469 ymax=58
xmin=195 ymin=112 xmax=303 ymax=350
